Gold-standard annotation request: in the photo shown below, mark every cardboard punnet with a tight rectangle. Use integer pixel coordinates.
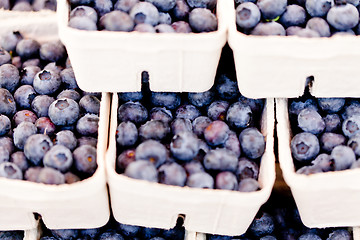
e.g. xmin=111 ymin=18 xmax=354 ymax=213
xmin=277 ymin=98 xmax=360 ymax=228
xmin=227 ymin=1 xmax=360 ymax=99
xmin=106 ymin=94 xmax=276 ymax=236
xmin=57 ymin=0 xmax=227 ymax=93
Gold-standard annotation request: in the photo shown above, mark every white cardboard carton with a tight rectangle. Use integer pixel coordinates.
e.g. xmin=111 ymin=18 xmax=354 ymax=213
xmin=277 ymin=98 xmax=360 ymax=228
xmin=0 ymin=93 xmax=111 ymax=230
xmin=227 ymin=1 xmax=360 ymax=99
xmin=0 ymin=10 xmax=58 ymax=43
xmin=57 ymin=0 xmax=227 ymax=93
xmin=106 ymin=94 xmax=276 ymax=236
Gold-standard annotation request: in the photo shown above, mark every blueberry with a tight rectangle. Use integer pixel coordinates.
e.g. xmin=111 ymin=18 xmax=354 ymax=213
xmin=342 ymin=101 xmax=360 ymax=119
xmin=139 ymin=120 xmax=170 ymax=141
xmin=118 ymin=102 xmax=148 ymax=125
xmin=189 ymin=8 xmax=217 ymax=32
xmin=64 ymin=172 xmax=81 ymax=183
xmin=298 ymin=233 xmax=322 ymax=240
xmin=118 ymin=92 xmax=143 ymax=103
xmin=10 ymin=151 xmax=28 ymax=172
xmin=291 ymin=132 xmax=320 ymax=162
xmin=171 ymin=118 xmax=192 ymax=134
xmin=0 ymin=64 xmax=20 ymax=93
xmin=0 ymin=231 xmax=23 ymax=240
xmin=79 ymin=95 xmax=101 ymax=114
xmin=76 ymin=114 xmax=99 ymax=136
xmin=77 ymin=136 xmax=98 ymax=147
xmin=130 ymin=2 xmax=160 ymax=26
xmin=306 ymin=17 xmax=331 ymax=37
xmin=175 ymin=104 xmax=200 ymax=121
xmin=223 ymin=131 xmax=241 ymax=157
xmin=73 ymin=145 xmax=97 ymax=175
xmin=68 ymin=16 xmax=98 ymax=30
xmin=13 ymin=121 xmax=37 ymax=150
xmin=172 ymin=0 xmax=190 ymax=20
xmin=37 ymin=167 xmax=65 ymax=185
xmin=43 ymin=145 xmax=73 ymax=173
xmin=60 ymin=68 xmax=79 ymax=90
xmin=114 ymin=0 xmax=138 ymax=12
xmin=117 ymin=224 xmax=140 ymax=238
xmin=33 ymin=70 xmax=61 ymax=95
xmin=155 ymin=24 xmax=176 ymax=33
xmin=187 ymin=90 xmax=214 ymax=108
xmin=318 ymin=98 xmax=345 ymax=113
xmin=135 ymin=140 xmax=167 ymax=167
xmin=0 ymin=31 xmax=22 ymax=52
xmin=239 ymin=127 xmax=265 ymax=159
xmin=327 ymin=3 xmax=359 ymax=30
xmin=236 ymin=2 xmax=261 ymax=29
xmin=238 ymin=178 xmax=260 ymax=192
xmin=324 ymin=114 xmax=341 ymax=132
xmin=14 ymin=85 xmax=36 ymax=109
xmin=251 ymin=22 xmax=286 ymax=36
xmin=289 ymin=98 xmax=318 ymax=116
xmin=158 ymin=12 xmax=172 ymax=24
xmin=342 ymin=115 xmax=360 ymax=137
xmin=249 ymin=212 xmax=275 ymax=237
xmin=203 ymin=148 xmax=238 ymax=172
xmin=226 ymin=102 xmax=252 ymax=129
xmin=215 ymin=171 xmax=238 ymax=190
xmin=12 ymin=110 xmax=37 ymax=127
xmin=311 ymin=153 xmax=334 ymax=172
xmin=15 ymin=39 xmax=40 ymax=59
xmin=257 ymin=0 xmax=287 ymax=20
xmin=348 ymin=134 xmax=360 ymax=156
xmin=70 ymin=6 xmax=98 ymax=23
xmin=0 ymin=145 xmax=9 ymax=164
xmin=171 ymin=21 xmax=192 ymax=33
xmin=192 ymin=116 xmax=211 ymax=137
xmin=57 ymin=89 xmax=81 ymax=102
xmin=207 ymin=100 xmax=229 ymax=121
xmin=298 ymin=108 xmax=325 ymax=135
xmin=94 ymin=0 xmax=113 ymax=16
xmin=141 ymin=228 xmax=162 ymax=239
xmin=134 ymin=23 xmax=157 ymax=32
xmin=51 ymin=229 xmax=79 ymax=240
xmin=150 ymin=107 xmax=173 ymax=124
xmin=80 ymin=228 xmax=101 ymax=239
xmin=48 ymin=98 xmax=80 ymax=126
xmin=237 ymin=157 xmax=259 ymax=180
xmin=187 ymin=0 xmax=216 ymax=9
xmin=124 ymin=160 xmax=158 ymax=182
xmin=117 ymin=149 xmax=136 ymax=171
xmin=326 ymin=229 xmax=352 ymax=240
xmin=20 ymin=66 xmax=41 ymax=85
xmin=43 ymin=62 xmax=64 ymax=76
xmin=0 ymin=137 xmax=14 ymax=155
xmin=0 ymin=48 xmax=11 ymax=66
xmin=331 ymin=145 xmax=356 ymax=170
xmin=306 ymin=0 xmax=333 ymax=17
xmin=24 ymin=167 xmax=42 ymax=182
xmin=31 ymin=95 xmax=54 ymax=117
xmin=100 ymin=11 xmax=135 ymax=31
xmin=170 ymin=131 xmax=199 ymax=161
xmin=296 ymin=165 xmax=323 ymax=175
xmin=32 ymin=0 xmax=57 ymax=11
xmin=145 ymin=0 xmax=176 ymax=12
xmin=260 ymin=236 xmax=277 ymax=240
xmin=22 ymin=59 xmax=41 ymax=68
xmin=204 ymin=120 xmax=229 ymax=146
xmin=24 ymin=134 xmax=53 ymax=166
xmin=186 ymin=171 xmax=214 ymax=188
xmin=0 ymin=0 xmax=9 ymax=9
xmin=0 ymin=114 xmax=10 ymax=136
xmin=320 ymin=132 xmax=346 ymax=153
xmin=39 ymin=41 xmax=66 ymax=62
xmin=0 ymin=162 xmax=22 ymax=180
xmin=279 ymin=4 xmax=306 ymax=28
xmin=158 ymin=162 xmax=187 ymax=186
xmin=184 ymin=160 xmax=204 ymax=175
xmin=116 ymin=121 xmax=138 ymax=147
xmin=297 ymin=28 xmax=321 ymax=38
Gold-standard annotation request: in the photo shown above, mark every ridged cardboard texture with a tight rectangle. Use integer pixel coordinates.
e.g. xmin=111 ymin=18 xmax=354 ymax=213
xmin=227 ymin=1 xmax=360 ymax=99
xmin=277 ymin=98 xmax=360 ymax=228
xmin=57 ymin=0 xmax=227 ymax=93
xmin=106 ymin=94 xmax=276 ymax=236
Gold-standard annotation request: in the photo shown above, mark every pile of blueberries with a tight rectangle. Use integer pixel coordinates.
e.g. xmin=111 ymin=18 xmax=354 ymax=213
xmin=235 ymin=0 xmax=360 ymax=37
xmin=39 ymin=216 xmax=185 ymax=240
xmin=68 ymin=0 xmax=218 ymax=33
xmin=0 ymin=0 xmax=56 ymax=11
xmin=0 ymin=31 xmax=101 ymax=184
xmin=207 ymin=193 xmax=353 ymax=239
xmin=116 ymin=72 xmax=266 ymax=191
xmin=289 ymin=94 xmax=360 ymax=174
